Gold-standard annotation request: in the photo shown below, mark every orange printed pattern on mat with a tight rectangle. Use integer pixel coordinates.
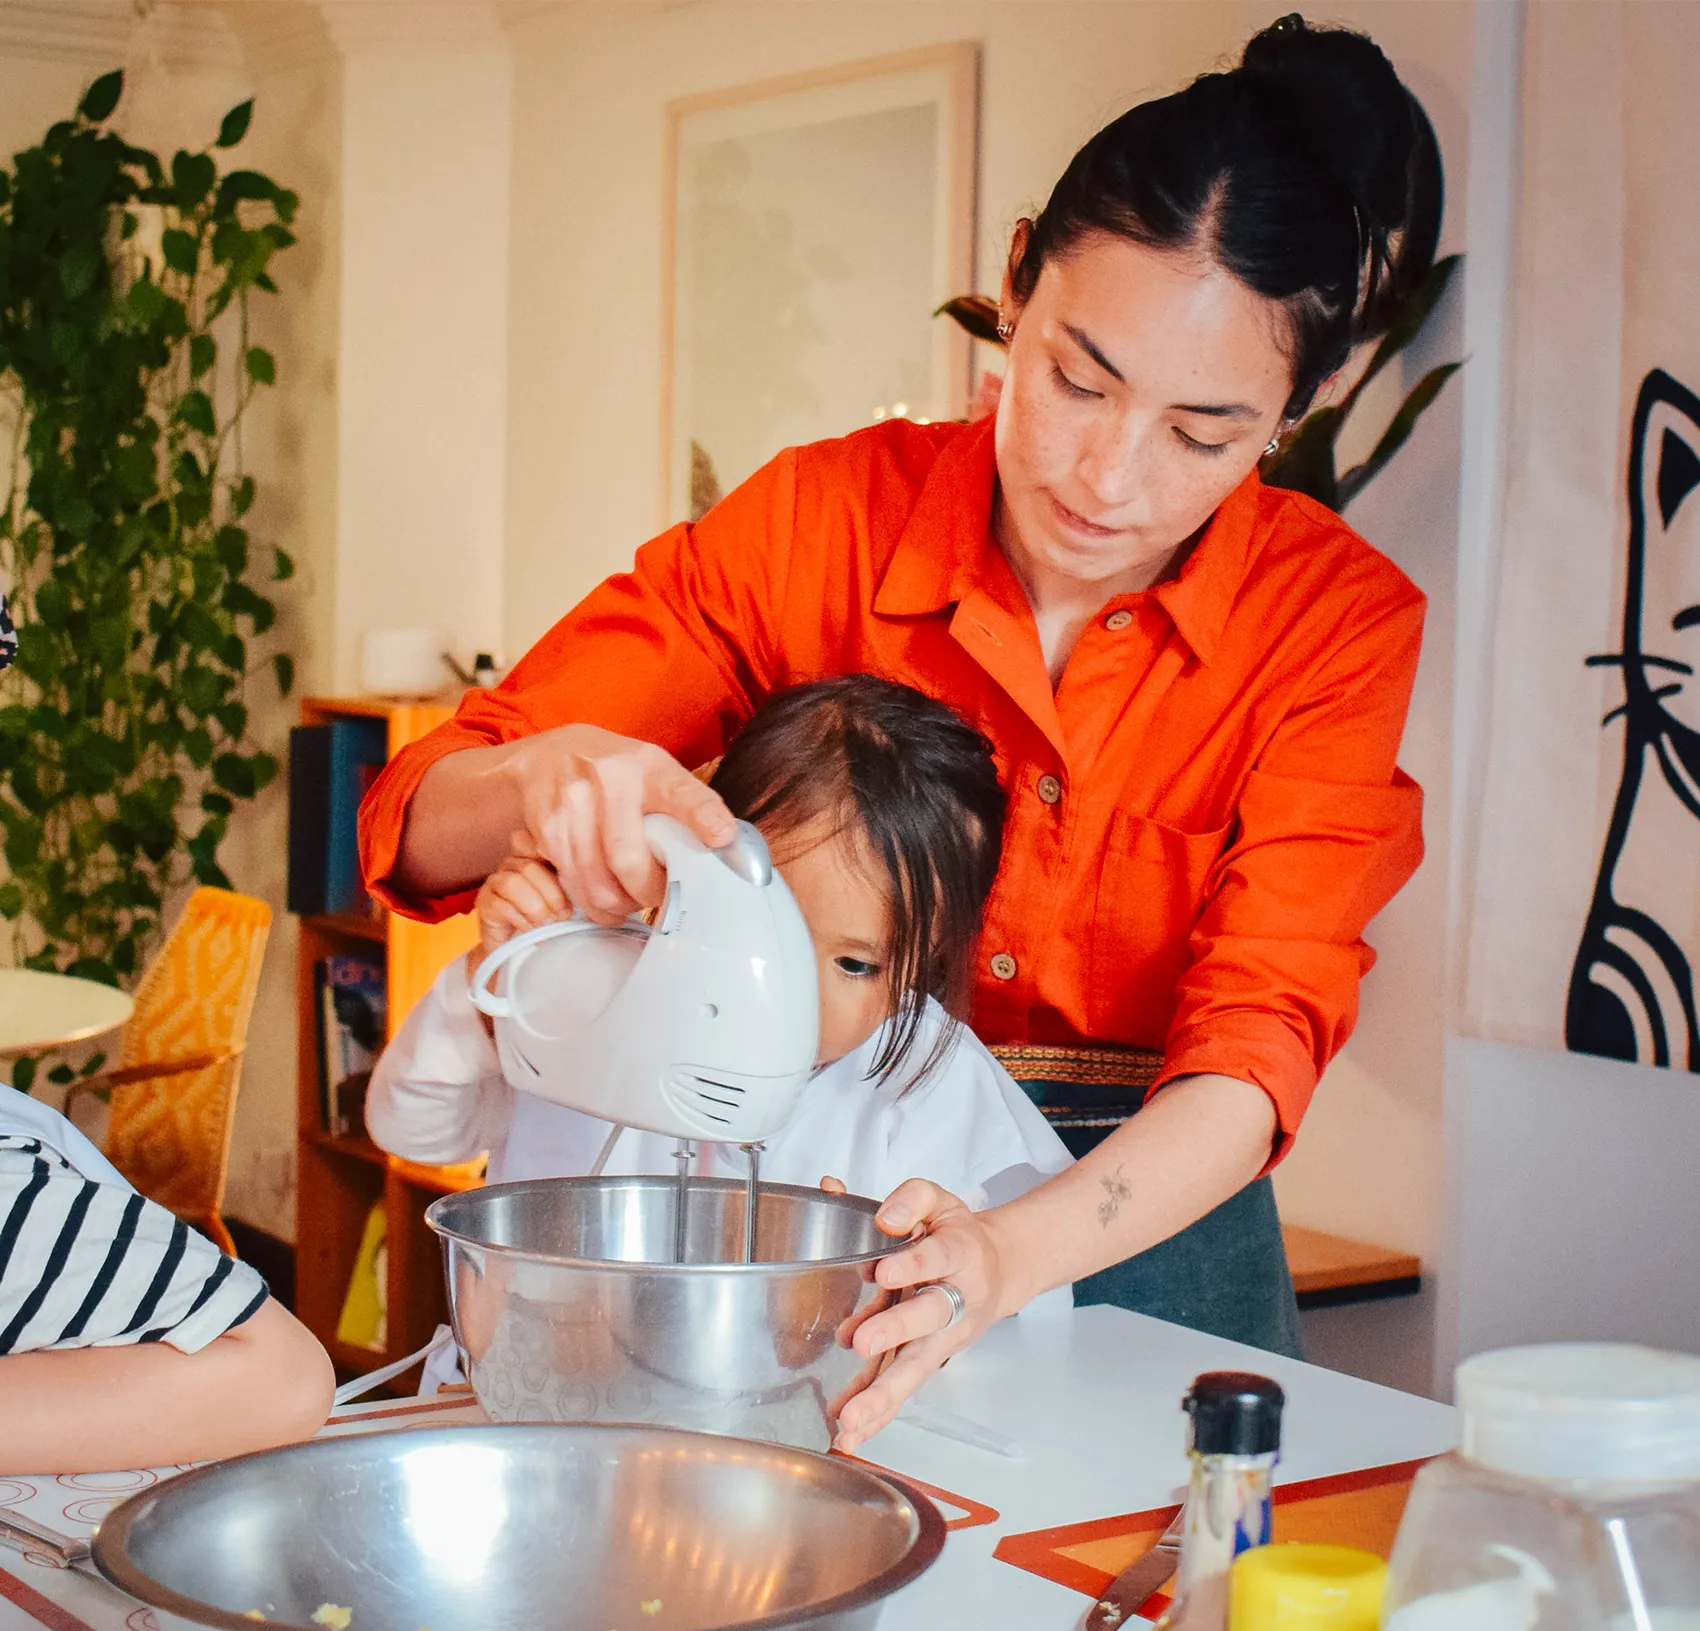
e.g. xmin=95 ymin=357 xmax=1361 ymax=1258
xmin=831 ymin=1450 xmax=999 ymax=1532
xmin=0 ymin=1564 xmax=98 ymax=1631
xmin=993 ymin=1457 xmax=1432 ymax=1599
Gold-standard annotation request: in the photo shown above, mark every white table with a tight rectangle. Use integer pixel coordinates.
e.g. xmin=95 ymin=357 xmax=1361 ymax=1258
xmin=0 ymin=970 xmax=132 ymax=1056
xmin=0 ymin=1307 xmax=1458 ymax=1631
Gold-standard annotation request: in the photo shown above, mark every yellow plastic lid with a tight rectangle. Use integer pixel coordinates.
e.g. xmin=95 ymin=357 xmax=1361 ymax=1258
xmin=1229 ymin=1543 xmax=1387 ymax=1629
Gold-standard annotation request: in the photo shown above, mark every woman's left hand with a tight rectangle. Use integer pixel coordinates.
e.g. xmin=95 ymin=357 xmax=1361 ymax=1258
xmin=831 ymin=1179 xmax=1013 ymax=1452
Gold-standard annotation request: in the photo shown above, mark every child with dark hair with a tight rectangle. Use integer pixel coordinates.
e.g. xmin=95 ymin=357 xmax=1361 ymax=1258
xmin=369 ymin=675 xmax=1069 ymax=1210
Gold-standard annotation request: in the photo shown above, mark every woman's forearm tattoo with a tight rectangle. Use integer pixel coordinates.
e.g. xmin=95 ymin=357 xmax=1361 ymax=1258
xmin=1097 ymin=1163 xmax=1132 ymax=1228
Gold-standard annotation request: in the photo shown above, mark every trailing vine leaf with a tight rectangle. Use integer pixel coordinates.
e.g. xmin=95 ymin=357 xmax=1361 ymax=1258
xmin=79 ymin=71 xmax=122 ymax=123
xmin=0 ymin=74 xmax=297 ymax=1085
xmin=217 ymin=100 xmax=253 ymax=150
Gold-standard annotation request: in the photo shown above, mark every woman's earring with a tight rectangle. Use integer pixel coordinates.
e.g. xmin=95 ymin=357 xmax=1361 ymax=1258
xmin=996 ymin=311 xmax=1015 ymax=344
xmin=1264 ymin=436 xmax=1280 ymax=458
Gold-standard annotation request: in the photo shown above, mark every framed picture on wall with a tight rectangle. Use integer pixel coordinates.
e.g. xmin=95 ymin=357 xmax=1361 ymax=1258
xmin=662 ymin=43 xmax=980 ymax=525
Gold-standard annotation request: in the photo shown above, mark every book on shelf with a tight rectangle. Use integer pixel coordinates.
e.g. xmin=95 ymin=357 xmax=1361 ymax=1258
xmin=288 ymin=717 xmax=388 ymax=918
xmin=336 ymin=1201 xmax=387 ymax=1354
xmin=316 ymin=953 xmax=386 ymax=1138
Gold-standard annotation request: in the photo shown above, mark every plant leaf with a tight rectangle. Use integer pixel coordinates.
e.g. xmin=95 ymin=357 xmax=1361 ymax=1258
xmin=172 ymin=150 xmax=216 ymax=211
xmin=273 ymin=652 xmax=294 ymax=696
xmin=173 ymin=390 xmax=216 ymax=436
xmin=216 ymin=100 xmax=253 ymax=149
xmin=1343 ymin=254 xmax=1462 ymax=415
xmin=11 ymin=1056 xmax=36 ymax=1093
xmin=1261 ymin=405 xmax=1342 ymax=509
xmin=190 ymin=333 xmax=216 ymax=377
xmin=934 ymin=294 xmax=1004 ymax=346
xmin=161 ymin=227 xmax=199 ymax=275
xmin=80 ymin=70 xmax=123 ymax=124
xmin=59 ymin=244 xmax=100 ymax=299
xmin=245 ymin=346 xmax=275 ymax=386
xmin=1337 ymin=362 xmax=1464 ymax=509
xmin=273 ymin=546 xmax=294 ymax=580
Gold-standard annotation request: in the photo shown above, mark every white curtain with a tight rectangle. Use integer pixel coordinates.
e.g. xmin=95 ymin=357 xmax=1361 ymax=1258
xmin=1465 ymin=1 xmax=1700 ymax=1070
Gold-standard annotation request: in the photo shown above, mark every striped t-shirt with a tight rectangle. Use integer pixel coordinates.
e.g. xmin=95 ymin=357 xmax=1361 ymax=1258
xmin=0 ymin=1134 xmax=267 ymax=1356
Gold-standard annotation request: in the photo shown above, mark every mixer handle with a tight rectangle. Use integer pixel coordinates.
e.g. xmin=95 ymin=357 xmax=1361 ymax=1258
xmin=467 ymin=918 xmax=639 ymax=1018
xmin=470 ymin=817 xmax=773 ymax=1018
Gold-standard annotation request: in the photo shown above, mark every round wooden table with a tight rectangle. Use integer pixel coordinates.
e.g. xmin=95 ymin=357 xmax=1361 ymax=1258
xmin=0 ymin=968 xmax=133 ymax=1055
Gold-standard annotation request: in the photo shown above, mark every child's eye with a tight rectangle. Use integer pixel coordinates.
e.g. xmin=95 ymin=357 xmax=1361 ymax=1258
xmin=1174 ymin=425 xmax=1231 ymax=455
xmin=834 ymin=956 xmax=881 ymax=979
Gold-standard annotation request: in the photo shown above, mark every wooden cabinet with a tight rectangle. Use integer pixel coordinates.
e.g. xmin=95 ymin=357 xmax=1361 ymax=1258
xmin=292 ymin=695 xmax=482 ymax=1383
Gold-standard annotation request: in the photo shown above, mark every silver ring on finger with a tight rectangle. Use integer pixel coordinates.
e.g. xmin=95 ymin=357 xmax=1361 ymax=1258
xmin=918 ymin=1280 xmax=967 ymax=1331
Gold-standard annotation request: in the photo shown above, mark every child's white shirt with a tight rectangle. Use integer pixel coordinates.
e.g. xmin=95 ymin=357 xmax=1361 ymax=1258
xmin=368 ymin=956 xmax=1074 ymax=1210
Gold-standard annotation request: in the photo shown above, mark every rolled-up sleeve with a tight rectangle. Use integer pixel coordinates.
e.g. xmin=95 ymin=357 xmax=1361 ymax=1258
xmin=1153 ymin=595 xmax=1426 ymax=1160
xmin=360 ymin=451 xmax=799 ymax=921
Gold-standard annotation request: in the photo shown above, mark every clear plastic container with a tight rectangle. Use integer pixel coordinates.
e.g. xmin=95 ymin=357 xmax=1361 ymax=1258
xmin=1384 ymin=1344 xmax=1700 ymax=1630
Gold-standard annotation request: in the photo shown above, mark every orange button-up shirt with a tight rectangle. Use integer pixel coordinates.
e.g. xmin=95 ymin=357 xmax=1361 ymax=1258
xmin=361 ymin=417 xmax=1424 ymax=1156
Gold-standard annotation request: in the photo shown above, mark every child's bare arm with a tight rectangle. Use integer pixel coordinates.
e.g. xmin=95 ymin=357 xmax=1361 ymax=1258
xmin=0 ymin=1298 xmax=333 ymax=1474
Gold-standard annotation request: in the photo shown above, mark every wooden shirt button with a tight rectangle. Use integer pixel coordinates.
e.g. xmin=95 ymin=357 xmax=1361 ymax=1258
xmin=990 ymin=952 xmax=1017 ymax=980
xmin=1105 ymin=609 xmax=1134 ymax=631
xmin=1037 ymin=774 xmax=1062 ymax=806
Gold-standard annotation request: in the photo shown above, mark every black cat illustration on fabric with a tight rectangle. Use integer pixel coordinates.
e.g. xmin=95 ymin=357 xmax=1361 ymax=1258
xmin=1568 ymin=369 xmax=1700 ymax=1068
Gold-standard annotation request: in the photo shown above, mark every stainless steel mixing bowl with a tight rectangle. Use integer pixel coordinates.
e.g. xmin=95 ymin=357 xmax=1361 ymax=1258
xmin=425 ymin=1177 xmax=904 ymax=1451
xmin=92 ymin=1422 xmax=945 ymax=1631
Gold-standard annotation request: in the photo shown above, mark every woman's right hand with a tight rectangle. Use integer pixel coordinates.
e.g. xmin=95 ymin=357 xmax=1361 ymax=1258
xmin=504 ymin=723 xmax=736 ymax=923
xmin=831 ymin=1179 xmax=1018 ymax=1452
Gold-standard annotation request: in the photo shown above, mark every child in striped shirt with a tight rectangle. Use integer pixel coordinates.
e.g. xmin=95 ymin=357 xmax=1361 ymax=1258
xmin=0 ymin=1090 xmax=334 ymax=1474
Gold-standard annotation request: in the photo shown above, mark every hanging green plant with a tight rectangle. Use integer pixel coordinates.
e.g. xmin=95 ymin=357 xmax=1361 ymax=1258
xmin=0 ymin=70 xmax=298 ymax=1088
xmin=936 ymin=253 xmax=1463 ymax=513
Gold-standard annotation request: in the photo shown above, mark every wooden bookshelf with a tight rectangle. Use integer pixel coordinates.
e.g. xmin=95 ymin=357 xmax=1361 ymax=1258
xmin=293 ymin=695 xmax=483 ymax=1389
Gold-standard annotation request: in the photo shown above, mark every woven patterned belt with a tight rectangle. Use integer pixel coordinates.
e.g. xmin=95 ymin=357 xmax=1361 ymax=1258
xmin=987 ymin=1043 xmax=1163 ymax=1091
xmin=988 ymin=1043 xmax=1164 ymax=1143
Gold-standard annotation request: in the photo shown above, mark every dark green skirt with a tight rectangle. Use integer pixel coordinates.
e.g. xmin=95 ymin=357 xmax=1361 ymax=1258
xmin=1018 ymin=1076 xmax=1303 ymax=1360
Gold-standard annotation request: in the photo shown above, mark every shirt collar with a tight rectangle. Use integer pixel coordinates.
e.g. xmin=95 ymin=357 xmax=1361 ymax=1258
xmin=1147 ymin=468 xmax=1262 ymax=667
xmin=874 ymin=415 xmax=1265 ymax=668
xmin=873 ymin=416 xmax=1001 ymax=617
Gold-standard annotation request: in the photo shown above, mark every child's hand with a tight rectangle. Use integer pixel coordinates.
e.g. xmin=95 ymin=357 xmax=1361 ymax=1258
xmin=475 ymin=846 xmax=573 ymax=961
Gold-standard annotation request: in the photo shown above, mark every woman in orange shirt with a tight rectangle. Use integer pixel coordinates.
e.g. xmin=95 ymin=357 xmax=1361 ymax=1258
xmin=362 ymin=15 xmax=1435 ymax=1447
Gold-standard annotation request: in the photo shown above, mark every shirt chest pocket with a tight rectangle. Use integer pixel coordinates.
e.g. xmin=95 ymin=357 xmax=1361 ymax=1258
xmin=1088 ymin=809 xmax=1232 ymax=1043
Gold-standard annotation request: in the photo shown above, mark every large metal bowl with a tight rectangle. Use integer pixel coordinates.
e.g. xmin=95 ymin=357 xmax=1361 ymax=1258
xmin=426 ymin=1177 xmax=903 ymax=1451
xmin=92 ymin=1422 xmax=945 ymax=1631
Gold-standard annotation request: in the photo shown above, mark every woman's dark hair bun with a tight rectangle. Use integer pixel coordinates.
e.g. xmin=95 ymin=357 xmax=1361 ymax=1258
xmin=1014 ymin=13 xmax=1444 ymax=419
xmin=1239 ymin=13 xmax=1443 ymax=324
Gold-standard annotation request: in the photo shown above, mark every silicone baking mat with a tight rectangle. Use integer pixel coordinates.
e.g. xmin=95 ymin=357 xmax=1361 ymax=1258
xmin=992 ymin=1456 xmax=1432 ymax=1617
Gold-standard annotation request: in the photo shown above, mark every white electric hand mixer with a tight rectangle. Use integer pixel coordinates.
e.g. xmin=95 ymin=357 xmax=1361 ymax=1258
xmin=468 ymin=813 xmax=820 ymax=1261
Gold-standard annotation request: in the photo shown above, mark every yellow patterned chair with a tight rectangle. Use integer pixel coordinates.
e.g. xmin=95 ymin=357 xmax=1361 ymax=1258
xmin=68 ymin=888 xmax=271 ymax=1255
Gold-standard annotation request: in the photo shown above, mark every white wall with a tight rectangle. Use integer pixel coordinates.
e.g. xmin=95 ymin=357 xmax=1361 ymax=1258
xmin=501 ymin=0 xmax=1245 ymax=653
xmin=334 ymin=43 xmax=511 ymax=691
